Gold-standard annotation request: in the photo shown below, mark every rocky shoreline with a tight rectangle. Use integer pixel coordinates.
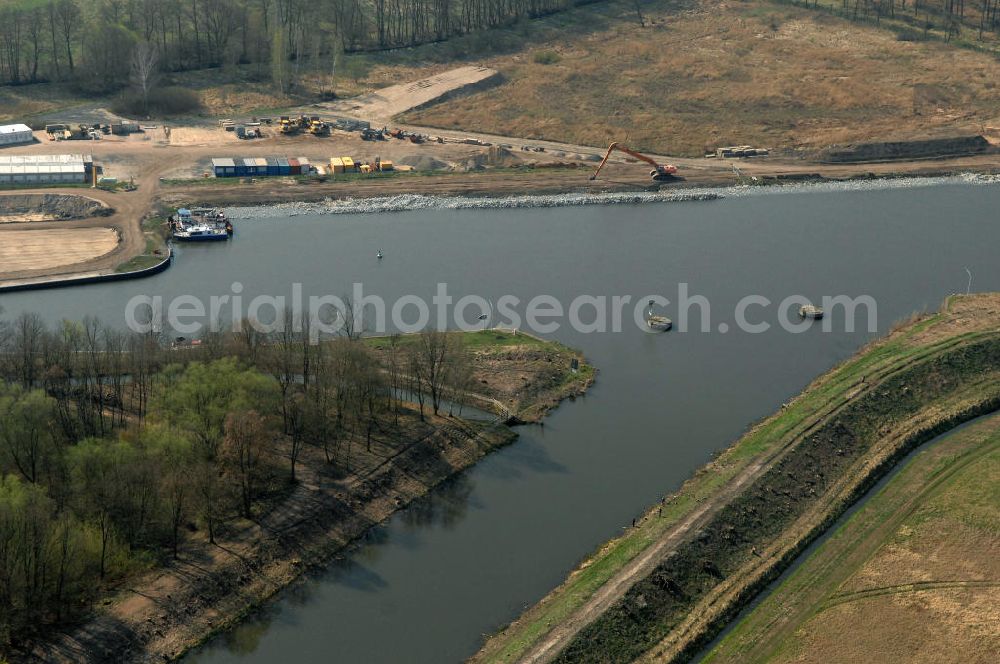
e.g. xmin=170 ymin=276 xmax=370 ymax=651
xmin=223 ymin=172 xmax=1000 ymax=219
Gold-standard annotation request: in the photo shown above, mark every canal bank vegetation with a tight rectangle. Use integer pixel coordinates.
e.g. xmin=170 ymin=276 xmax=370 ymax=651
xmin=474 ymin=293 xmax=1000 ymax=664
xmin=113 ymin=214 xmax=172 ymax=274
xmin=0 ymin=312 xmax=592 ymax=661
xmin=703 ymin=411 xmax=1000 ymax=664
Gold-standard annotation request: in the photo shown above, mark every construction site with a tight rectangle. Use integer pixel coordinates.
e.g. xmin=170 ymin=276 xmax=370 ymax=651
xmin=3 ymin=49 xmax=1000 ymax=291
xmin=2 ymin=0 xmax=1000 ymax=660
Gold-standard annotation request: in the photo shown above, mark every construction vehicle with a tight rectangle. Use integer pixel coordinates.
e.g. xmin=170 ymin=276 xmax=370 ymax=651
xmin=590 ymin=142 xmax=678 ymax=181
xmin=309 ymin=118 xmax=331 ymax=136
xmin=361 ymin=128 xmax=384 ymax=141
xmin=279 ymin=116 xmax=303 ymax=135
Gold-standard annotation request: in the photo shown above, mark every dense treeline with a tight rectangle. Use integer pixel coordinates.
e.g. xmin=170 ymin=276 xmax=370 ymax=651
xmin=0 ymin=0 xmax=596 ymax=91
xmin=0 ymin=308 xmax=472 ymax=647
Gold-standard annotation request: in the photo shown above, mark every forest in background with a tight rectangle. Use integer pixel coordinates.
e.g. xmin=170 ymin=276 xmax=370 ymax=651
xmin=0 ymin=0 xmax=598 ymax=96
xmin=3 ymin=0 xmax=1000 ymax=117
xmin=0 ymin=307 xmax=477 ymax=648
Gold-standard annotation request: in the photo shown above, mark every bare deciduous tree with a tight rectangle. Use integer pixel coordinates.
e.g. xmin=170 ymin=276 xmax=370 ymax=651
xmin=130 ymin=40 xmax=159 ymax=114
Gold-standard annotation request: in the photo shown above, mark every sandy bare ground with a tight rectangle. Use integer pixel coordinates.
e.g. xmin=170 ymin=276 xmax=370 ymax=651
xmin=0 ymin=213 xmax=57 ymax=222
xmin=0 ymin=227 xmax=118 ymax=273
xmin=308 ymin=65 xmax=500 ymax=122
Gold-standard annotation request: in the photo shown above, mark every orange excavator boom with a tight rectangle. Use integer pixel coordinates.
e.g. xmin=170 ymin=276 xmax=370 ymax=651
xmin=590 ymin=142 xmax=678 ymax=181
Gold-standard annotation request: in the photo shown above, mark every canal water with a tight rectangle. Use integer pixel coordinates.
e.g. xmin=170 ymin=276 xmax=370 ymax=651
xmin=2 ymin=181 xmax=998 ymax=663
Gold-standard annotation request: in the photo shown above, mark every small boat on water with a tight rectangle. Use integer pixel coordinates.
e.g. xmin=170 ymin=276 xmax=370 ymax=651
xmin=170 ymin=207 xmax=232 ymax=242
xmin=799 ymin=304 xmax=824 ymax=320
xmin=377 ymin=249 xmax=384 ymax=260
xmin=173 ymin=223 xmax=229 ymax=241
xmin=645 ymin=300 xmax=672 ymax=332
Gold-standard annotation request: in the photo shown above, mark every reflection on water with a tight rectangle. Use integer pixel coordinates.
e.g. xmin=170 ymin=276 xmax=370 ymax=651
xmin=7 ymin=183 xmax=1000 ymax=663
xmin=400 ymin=475 xmax=475 ymax=530
xmin=190 ymin=471 xmax=482 ymax=660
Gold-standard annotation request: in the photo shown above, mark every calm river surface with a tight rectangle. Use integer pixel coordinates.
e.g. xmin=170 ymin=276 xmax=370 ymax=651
xmin=2 ymin=182 xmax=999 ymax=663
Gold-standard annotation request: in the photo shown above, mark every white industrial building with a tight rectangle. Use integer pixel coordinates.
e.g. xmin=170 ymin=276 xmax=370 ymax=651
xmin=0 ymin=124 xmax=34 ymax=146
xmin=0 ymin=154 xmax=92 ymax=184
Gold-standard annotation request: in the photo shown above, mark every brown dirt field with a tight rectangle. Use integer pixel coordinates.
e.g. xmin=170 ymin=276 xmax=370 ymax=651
xmin=908 ymin=293 xmax=1000 ymax=346
xmin=0 ymin=214 xmax=56 ymax=222
xmin=781 ymin=588 xmax=1000 ymax=664
xmin=404 ymin=0 xmax=1000 ymax=156
xmin=764 ymin=430 xmax=1000 ymax=664
xmin=0 ymin=227 xmax=118 ymax=273
xmin=701 ymin=405 xmax=1000 ymax=664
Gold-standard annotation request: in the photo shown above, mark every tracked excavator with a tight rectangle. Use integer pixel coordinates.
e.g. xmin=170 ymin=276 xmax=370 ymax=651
xmin=590 ymin=142 xmax=678 ymax=181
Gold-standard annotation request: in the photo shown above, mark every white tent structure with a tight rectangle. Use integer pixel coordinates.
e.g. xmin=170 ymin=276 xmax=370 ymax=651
xmin=0 ymin=124 xmax=34 ymax=146
xmin=0 ymin=154 xmax=91 ymax=184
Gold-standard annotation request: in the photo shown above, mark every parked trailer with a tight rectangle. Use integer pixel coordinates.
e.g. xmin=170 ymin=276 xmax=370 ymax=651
xmin=211 ymin=158 xmax=236 ymax=177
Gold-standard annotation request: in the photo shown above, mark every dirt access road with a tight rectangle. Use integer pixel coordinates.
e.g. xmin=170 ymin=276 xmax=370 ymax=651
xmin=0 ymin=187 xmax=151 ymax=284
xmin=309 ymin=65 xmax=500 ymax=122
xmin=4 ymin=73 xmax=1000 ymax=289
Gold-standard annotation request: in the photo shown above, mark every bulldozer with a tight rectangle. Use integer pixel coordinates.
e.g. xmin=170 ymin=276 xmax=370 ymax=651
xmin=279 ymin=116 xmax=298 ymax=135
xmin=309 ymin=118 xmax=331 ymax=136
xmin=590 ymin=142 xmax=678 ymax=181
xmin=279 ymin=115 xmax=311 ymax=135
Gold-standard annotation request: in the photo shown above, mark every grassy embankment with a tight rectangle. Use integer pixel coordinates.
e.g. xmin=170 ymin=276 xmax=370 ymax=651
xmin=474 ymin=294 xmax=1000 ymax=663
xmin=366 ymin=329 xmax=595 ymax=423
xmin=703 ymin=411 xmax=1000 ymax=664
xmin=114 ymin=214 xmax=171 ymax=273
